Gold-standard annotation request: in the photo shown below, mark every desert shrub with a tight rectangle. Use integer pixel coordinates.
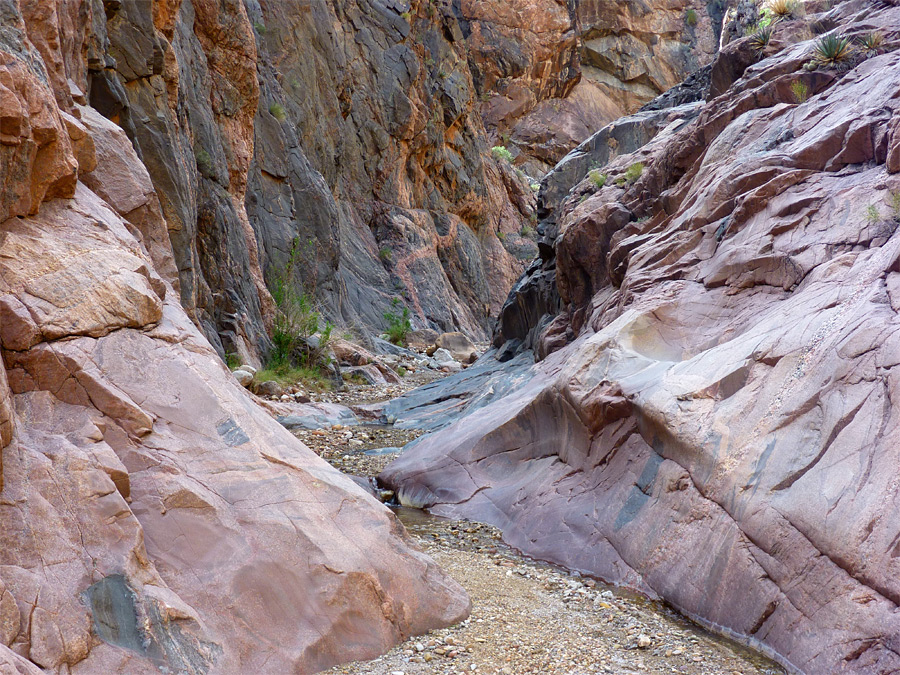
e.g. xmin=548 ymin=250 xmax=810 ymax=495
xmin=685 ymin=9 xmax=698 ymax=26
xmin=267 ymin=239 xmax=327 ymax=372
xmin=253 ymin=21 xmax=266 ymax=34
xmin=521 ymin=225 xmax=535 ymax=238
xmin=765 ymin=0 xmax=798 ymax=19
xmin=891 ymin=192 xmax=900 ymax=221
xmin=383 ymin=298 xmax=412 ymax=346
xmin=859 ymin=31 xmax=885 ymax=53
xmin=812 ymin=34 xmax=854 ymax=68
xmin=589 ymin=169 xmax=607 ymax=189
xmin=269 ymin=103 xmax=287 ymax=121
xmin=491 ymin=145 xmax=514 ymax=162
xmin=865 ymin=204 xmax=881 ymax=224
xmin=624 ymin=162 xmax=644 ymax=184
xmin=790 ymin=80 xmax=809 ymax=103
xmin=378 ymin=247 xmax=392 ymax=261
xmin=748 ymin=25 xmax=773 ymax=52
xmin=225 ymin=353 xmax=242 ymax=370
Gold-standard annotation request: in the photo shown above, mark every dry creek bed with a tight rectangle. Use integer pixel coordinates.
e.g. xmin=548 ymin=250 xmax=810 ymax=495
xmin=290 ymin=372 xmax=785 ymax=675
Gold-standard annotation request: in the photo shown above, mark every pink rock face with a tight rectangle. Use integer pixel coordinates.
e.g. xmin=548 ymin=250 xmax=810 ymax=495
xmin=0 ymin=2 xmax=469 ymax=672
xmin=383 ymin=4 xmax=900 ymax=673
xmin=0 ymin=181 xmax=469 ymax=675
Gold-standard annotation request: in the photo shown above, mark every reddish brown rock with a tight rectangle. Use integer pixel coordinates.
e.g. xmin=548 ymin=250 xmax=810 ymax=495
xmin=0 ymin=3 xmax=470 ymax=672
xmin=383 ymin=4 xmax=900 ymax=673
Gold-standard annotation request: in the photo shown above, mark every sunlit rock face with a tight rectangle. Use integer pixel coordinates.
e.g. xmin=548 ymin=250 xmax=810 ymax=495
xmin=463 ymin=0 xmax=719 ymax=174
xmin=383 ymin=2 xmax=900 ymax=672
xmin=0 ymin=1 xmax=470 ymax=672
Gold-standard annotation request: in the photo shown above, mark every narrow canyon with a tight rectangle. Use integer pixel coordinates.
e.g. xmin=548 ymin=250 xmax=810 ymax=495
xmin=1 ymin=0 xmax=898 ymax=673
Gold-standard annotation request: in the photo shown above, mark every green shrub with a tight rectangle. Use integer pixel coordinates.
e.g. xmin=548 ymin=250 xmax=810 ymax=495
xmin=400 ymin=11 xmax=411 ymax=19
xmin=521 ymin=225 xmax=535 ymax=238
xmin=685 ymin=9 xmax=698 ymax=26
xmin=253 ymin=21 xmax=266 ymax=34
xmin=812 ymin=34 xmax=854 ymax=68
xmin=497 ymin=231 xmax=506 ymax=241
xmin=269 ymin=102 xmax=287 ymax=121
xmin=530 ymin=182 xmax=540 ymax=193
xmin=790 ymin=80 xmax=809 ymax=103
xmin=623 ymin=162 xmax=644 ymax=184
xmin=397 ymin=365 xmax=408 ymax=377
xmin=383 ymin=298 xmax=412 ymax=346
xmin=225 ymin=353 xmax=242 ymax=370
xmin=891 ymin=192 xmax=900 ymax=222
xmin=589 ymin=169 xmax=607 ymax=189
xmin=379 ymin=247 xmax=392 ymax=262
xmin=491 ymin=145 xmax=514 ymax=163
xmin=267 ymin=238 xmax=323 ymax=369
xmin=866 ymin=204 xmax=881 ymax=224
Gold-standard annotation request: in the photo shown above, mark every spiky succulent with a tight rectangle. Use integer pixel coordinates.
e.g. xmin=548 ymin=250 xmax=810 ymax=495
xmin=812 ymin=34 xmax=855 ymax=68
xmin=765 ymin=0 xmax=798 ymax=19
xmin=859 ymin=31 xmax=885 ymax=52
xmin=749 ymin=26 xmax=774 ymax=52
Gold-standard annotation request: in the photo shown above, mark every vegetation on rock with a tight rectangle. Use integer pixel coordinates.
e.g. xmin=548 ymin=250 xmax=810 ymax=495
xmin=384 ymin=297 xmax=413 ymax=346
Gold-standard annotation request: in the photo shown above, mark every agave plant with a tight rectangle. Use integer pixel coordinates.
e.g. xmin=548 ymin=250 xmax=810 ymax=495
xmin=766 ymin=0 xmax=799 ymax=19
xmin=859 ymin=31 xmax=885 ymax=53
xmin=813 ymin=34 xmax=854 ymax=68
xmin=749 ymin=25 xmax=774 ymax=52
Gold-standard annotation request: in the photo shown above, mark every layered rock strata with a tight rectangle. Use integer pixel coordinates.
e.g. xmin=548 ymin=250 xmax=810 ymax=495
xmin=0 ymin=2 xmax=469 ymax=672
xmin=383 ymin=2 xmax=900 ymax=672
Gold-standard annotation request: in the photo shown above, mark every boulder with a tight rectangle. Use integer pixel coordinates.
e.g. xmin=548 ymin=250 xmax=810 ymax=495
xmin=345 ymin=365 xmax=388 ymax=386
xmin=431 ymin=348 xmax=457 ymax=366
xmin=256 ymin=380 xmax=283 ymax=397
xmin=232 ymin=369 xmax=254 ymax=387
xmin=406 ymin=329 xmax=440 ymax=351
xmin=435 ymin=332 xmax=478 ymax=364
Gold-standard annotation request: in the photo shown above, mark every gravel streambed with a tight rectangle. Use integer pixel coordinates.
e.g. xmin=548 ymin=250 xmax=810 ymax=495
xmin=292 ymin=374 xmax=785 ymax=675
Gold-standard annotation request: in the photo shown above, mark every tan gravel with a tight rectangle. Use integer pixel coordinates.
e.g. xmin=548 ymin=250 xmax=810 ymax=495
xmin=299 ymin=368 xmax=784 ymax=675
xmin=322 ymin=511 xmax=783 ymax=675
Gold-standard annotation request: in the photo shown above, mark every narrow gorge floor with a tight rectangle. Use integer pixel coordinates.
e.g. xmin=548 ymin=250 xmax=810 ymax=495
xmin=294 ymin=373 xmax=784 ymax=675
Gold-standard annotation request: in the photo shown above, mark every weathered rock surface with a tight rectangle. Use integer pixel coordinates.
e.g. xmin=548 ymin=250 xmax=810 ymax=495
xmin=0 ymin=3 xmax=469 ymax=673
xmin=434 ymin=332 xmax=478 ymax=363
xmin=471 ymin=0 xmax=720 ymax=173
xmin=383 ymin=3 xmax=900 ymax=672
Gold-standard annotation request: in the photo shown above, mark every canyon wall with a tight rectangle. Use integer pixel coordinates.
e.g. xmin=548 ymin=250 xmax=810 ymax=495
xmin=383 ymin=1 xmax=900 ymax=672
xmin=470 ymin=0 xmax=720 ymax=173
xmin=0 ymin=1 xmax=470 ymax=672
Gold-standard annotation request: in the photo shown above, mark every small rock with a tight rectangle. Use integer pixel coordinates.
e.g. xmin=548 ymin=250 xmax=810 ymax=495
xmin=232 ymin=369 xmax=253 ymax=387
xmin=256 ymin=380 xmax=282 ymax=397
xmin=637 ymin=635 xmax=652 ymax=649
